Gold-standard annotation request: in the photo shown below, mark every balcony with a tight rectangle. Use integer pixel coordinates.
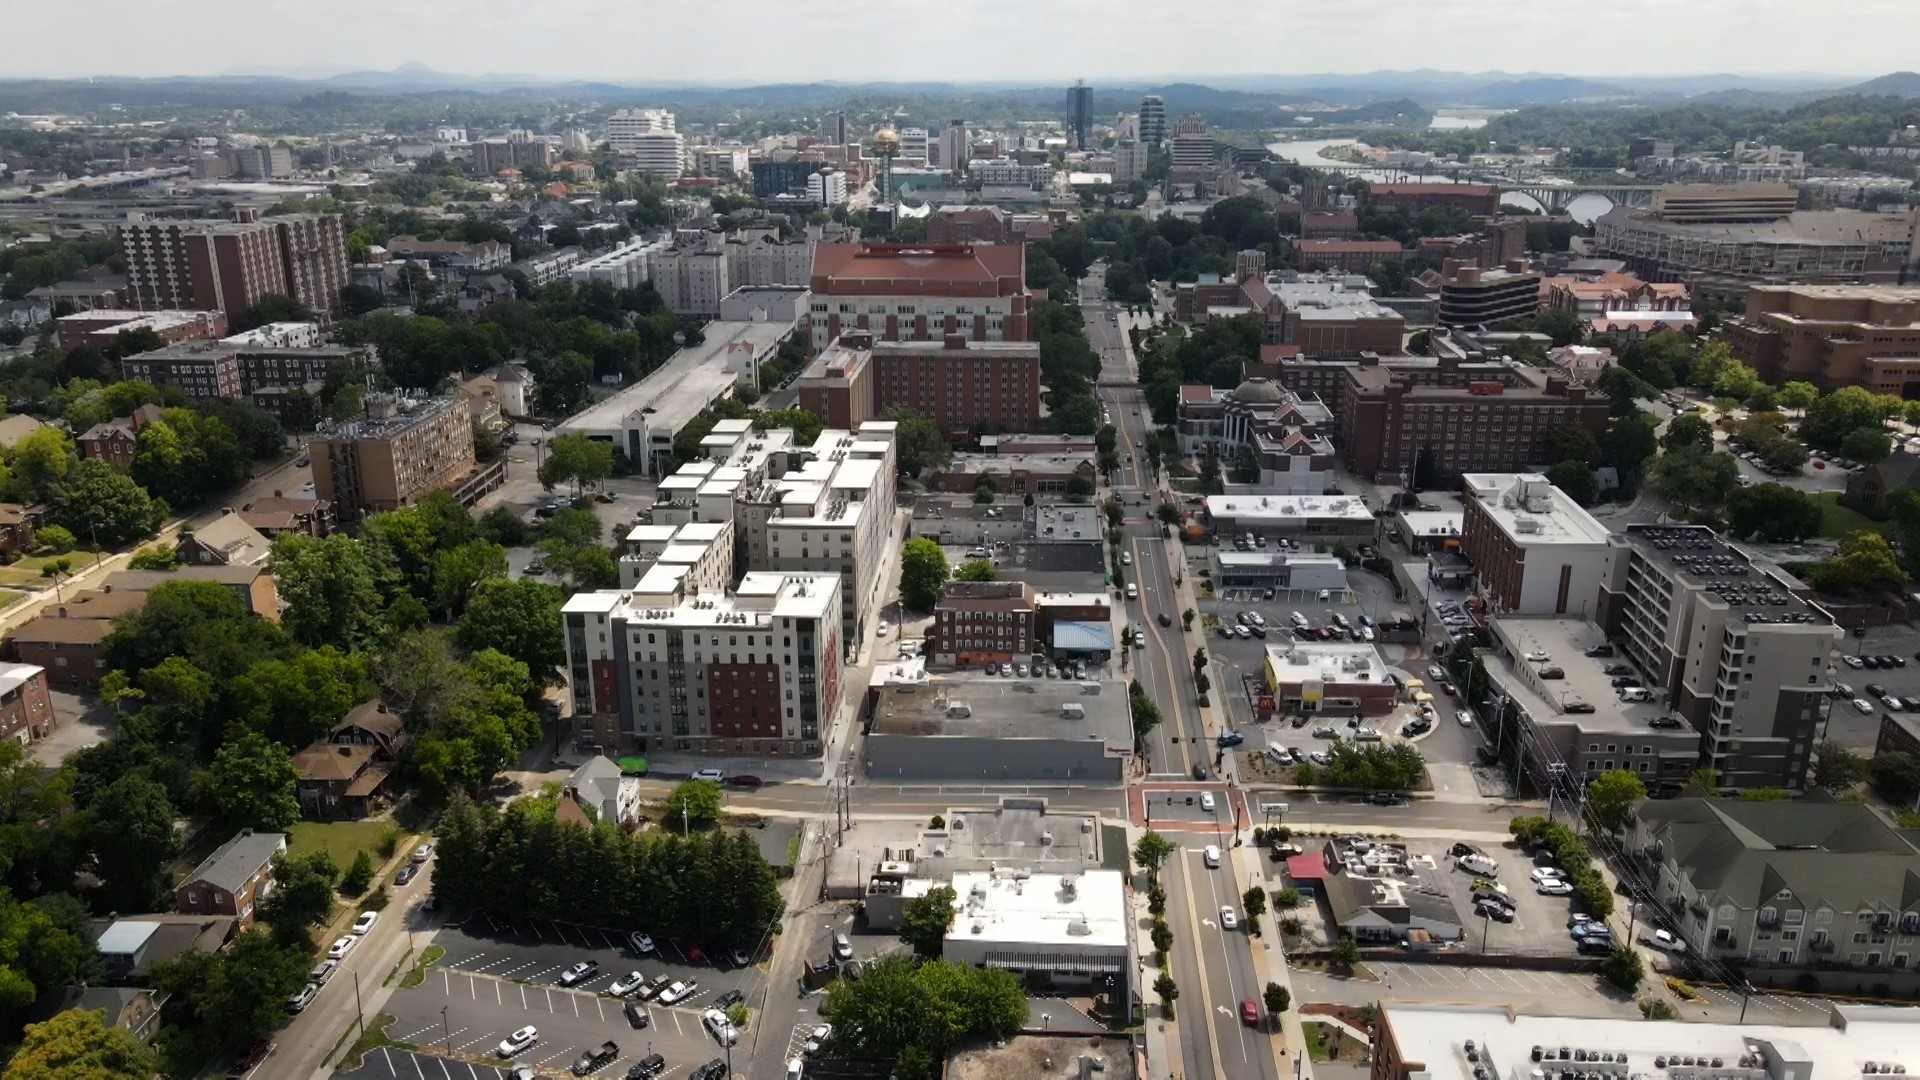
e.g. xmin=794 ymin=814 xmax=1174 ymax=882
xmin=1810 ymin=936 xmax=1835 ymax=953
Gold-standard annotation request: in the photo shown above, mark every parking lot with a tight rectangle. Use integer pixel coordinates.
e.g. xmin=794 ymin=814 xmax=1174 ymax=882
xmin=437 ymin=913 xmax=765 ymax=1003
xmin=334 ymin=1047 xmax=536 ymax=1079
xmin=1828 ymin=622 xmax=1920 ymax=751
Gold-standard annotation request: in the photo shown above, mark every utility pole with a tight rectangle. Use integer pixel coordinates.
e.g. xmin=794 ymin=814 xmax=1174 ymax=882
xmin=441 ymin=1005 xmax=450 ymax=1053
xmin=352 ymin=969 xmax=365 ymax=1038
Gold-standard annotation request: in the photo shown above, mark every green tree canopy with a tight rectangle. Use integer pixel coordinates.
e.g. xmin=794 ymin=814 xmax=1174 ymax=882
xmin=880 ymin=407 xmax=952 ymax=478
xmin=665 ymin=780 xmax=722 ymax=828
xmin=271 ymin=532 xmax=385 ymax=651
xmin=1660 ymin=413 xmax=1715 ymax=455
xmin=823 ymin=954 xmax=1025 ymax=1078
xmin=4 ymin=1007 xmax=159 ymax=1080
xmin=899 ymin=539 xmax=949 ymax=611
xmin=1585 ymin=769 xmax=1647 ymax=833
xmin=1725 ymin=482 xmax=1823 ymax=542
xmin=898 ymin=885 xmax=957 ymax=957
xmin=456 ymin=578 xmax=566 ymax=683
xmin=538 ymin=432 xmax=615 ymax=493
xmin=955 ymin=558 xmax=996 ymax=582
xmin=205 ymin=732 xmax=301 ymax=832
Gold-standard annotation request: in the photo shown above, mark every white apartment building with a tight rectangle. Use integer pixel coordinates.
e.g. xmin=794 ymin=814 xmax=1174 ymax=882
xmin=938 ymin=123 xmax=969 ymax=174
xmin=1458 ymin=473 xmax=1613 ymax=617
xmin=724 ymin=229 xmax=816 ymax=289
xmin=897 ymin=128 xmax=930 ymax=165
xmin=569 ymin=237 xmax=673 ymax=292
xmin=652 ymin=419 xmax=900 ymax=649
xmin=693 ymin=146 xmax=749 ymax=178
xmin=607 ymin=109 xmax=683 ymax=178
xmin=619 ymin=520 xmax=734 ymax=591
xmin=562 ymin=570 xmax=843 ymax=755
xmin=807 ymin=169 xmax=848 ymax=206
xmin=652 ymin=233 xmax=730 ymax=316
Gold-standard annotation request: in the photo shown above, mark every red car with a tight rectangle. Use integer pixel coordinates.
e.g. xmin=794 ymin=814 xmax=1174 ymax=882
xmin=227 ymin=1041 xmax=275 ymax=1078
xmin=726 ymin=775 xmax=764 ymax=789
xmin=1240 ymin=999 xmax=1260 ymax=1027
xmin=1441 ymin=682 xmax=1458 ymax=696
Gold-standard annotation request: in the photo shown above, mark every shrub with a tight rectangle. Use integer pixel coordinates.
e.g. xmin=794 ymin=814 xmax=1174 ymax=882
xmin=33 ymin=525 xmax=76 ymax=555
xmin=340 ymin=850 xmax=375 ymax=896
xmin=1639 ymin=999 xmax=1677 ymax=1020
xmin=1273 ymin=888 xmax=1302 ymax=910
xmin=1793 ymin=972 xmax=1821 ymax=993
xmin=1280 ymin=917 xmax=1302 ymax=935
xmin=377 ymin=830 xmax=402 ymax=859
xmin=1665 ymin=977 xmax=1698 ymax=1000
xmin=930 ymin=814 xmax=946 ymax=829
xmin=1331 ymin=936 xmax=1360 ymax=971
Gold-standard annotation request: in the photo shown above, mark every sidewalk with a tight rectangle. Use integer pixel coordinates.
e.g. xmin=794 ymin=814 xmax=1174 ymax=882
xmin=1234 ymin=841 xmax=1314 ymax=1080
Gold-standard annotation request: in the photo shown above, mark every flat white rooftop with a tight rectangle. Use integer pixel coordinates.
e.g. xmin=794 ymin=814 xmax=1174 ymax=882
xmin=1379 ymin=1001 xmax=1920 ymax=1080
xmin=1462 ymin=473 xmax=1612 ymax=546
xmin=1206 ymin=494 xmax=1373 ymax=523
xmin=1262 ymin=642 xmax=1391 ymax=686
xmin=557 ymin=320 xmax=788 ymax=438
xmin=946 ymin=869 xmax=1128 ymax=951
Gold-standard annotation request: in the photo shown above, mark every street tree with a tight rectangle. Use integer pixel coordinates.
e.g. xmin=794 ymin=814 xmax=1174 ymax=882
xmin=4 ymin=1006 xmax=159 ymax=1080
xmin=1262 ymin=982 xmax=1291 ymax=1017
xmin=666 ymin=780 xmax=723 ymax=828
xmin=207 ymin=732 xmax=301 ymax=832
xmin=1584 ymin=769 xmax=1647 ymax=834
xmin=538 ymin=432 xmax=615 ymax=494
xmin=899 ymin=539 xmax=949 ymax=611
xmin=1132 ymin=830 xmax=1175 ymax=873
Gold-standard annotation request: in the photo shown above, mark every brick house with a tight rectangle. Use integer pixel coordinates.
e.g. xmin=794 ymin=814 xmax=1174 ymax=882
xmin=77 ymin=404 xmax=164 ymax=468
xmin=6 ymin=589 xmax=147 ymax=688
xmin=174 ymin=828 xmax=286 ymax=927
xmin=291 ymin=700 xmax=408 ymax=820
xmin=0 ymin=504 xmax=43 ymax=557
xmin=0 ymin=664 xmax=55 ymax=745
xmin=100 ymin=565 xmax=280 ymax=621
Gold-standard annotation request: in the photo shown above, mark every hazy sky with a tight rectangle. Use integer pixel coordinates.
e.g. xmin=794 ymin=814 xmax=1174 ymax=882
xmin=7 ymin=0 xmax=1917 ymax=82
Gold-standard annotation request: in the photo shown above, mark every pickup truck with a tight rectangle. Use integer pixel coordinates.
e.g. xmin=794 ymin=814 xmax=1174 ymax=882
xmin=572 ymin=1041 xmax=619 ymax=1076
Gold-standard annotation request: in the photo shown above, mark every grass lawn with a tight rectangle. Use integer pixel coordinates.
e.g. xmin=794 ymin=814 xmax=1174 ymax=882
xmin=1302 ymin=1021 xmax=1370 ymax=1063
xmin=1811 ymin=492 xmax=1888 ymax=541
xmin=0 ymin=554 xmax=84 ymax=588
xmin=0 ymin=588 xmax=24 ymax=610
xmin=287 ymin=820 xmax=396 ymax=870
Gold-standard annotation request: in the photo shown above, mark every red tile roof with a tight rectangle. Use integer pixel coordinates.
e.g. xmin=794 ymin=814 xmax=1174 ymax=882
xmin=810 ymin=243 xmax=1027 ymax=297
xmin=1180 ymin=384 xmax=1217 ymax=404
xmin=1296 ymin=240 xmax=1405 ymax=254
xmin=1259 ymin=344 xmax=1303 ymax=363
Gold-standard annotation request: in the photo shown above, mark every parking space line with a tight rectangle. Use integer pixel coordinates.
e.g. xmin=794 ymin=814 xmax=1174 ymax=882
xmin=379 ymin=1047 xmax=399 ymax=1077
xmin=571 ymin=993 xmax=580 ymax=1017
xmin=494 ymin=980 xmax=501 ymax=1006
xmin=544 ymin=987 xmax=554 ymax=1013
xmin=595 ymin=997 xmax=606 ymax=1021
xmin=519 ymin=983 xmax=527 ymax=1010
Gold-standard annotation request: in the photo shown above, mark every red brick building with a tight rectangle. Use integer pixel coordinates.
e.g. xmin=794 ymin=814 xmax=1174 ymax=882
xmin=0 ymin=664 xmax=55 ymax=745
xmin=929 ymin=581 xmax=1035 ymax=667
xmin=118 ymin=209 xmax=349 ymax=323
xmin=795 ymin=331 xmax=1043 ymax=438
xmin=1300 ymin=211 xmax=1359 ymax=239
xmin=1364 ymin=182 xmax=1502 ymax=217
xmin=1295 ymin=240 xmax=1408 ymax=273
xmin=54 ymin=308 xmax=227 ymax=351
xmin=805 ymin=243 xmax=1030 ymax=352
xmin=6 ymin=589 xmax=147 ymax=688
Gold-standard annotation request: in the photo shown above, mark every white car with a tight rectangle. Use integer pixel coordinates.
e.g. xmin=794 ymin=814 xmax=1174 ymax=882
xmin=1529 ymin=867 xmax=1566 ymax=883
xmin=609 ymin=971 xmax=646 ymax=996
xmin=1427 ymin=665 xmax=1446 ymax=681
xmin=411 ymin=843 xmax=434 ymax=863
xmin=628 ymin=932 xmax=656 ymax=954
xmin=1203 ymin=845 xmax=1221 ymax=868
xmin=351 ymin=911 xmax=378 ymax=935
xmin=805 ymin=1024 xmax=832 ymax=1055
xmin=1854 ymin=697 xmax=1876 ymax=714
xmin=1525 ymin=650 xmax=1551 ymax=662
xmin=1456 ymin=854 xmax=1500 ymax=876
xmin=1458 ymin=712 xmax=1474 ymax=727
xmin=326 ymin=935 xmax=357 ymax=961
xmin=497 ymin=1026 xmax=539 ymax=1058
xmin=287 ymin=982 xmax=319 ymax=1014
xmin=1219 ymin=906 xmax=1239 ymax=930
xmin=1644 ymin=929 xmax=1688 ymax=955
xmin=657 ymin=980 xmax=695 ymax=1005
xmin=693 ymin=768 xmax=724 ymax=782
xmin=1536 ymin=878 xmax=1574 ymax=896
xmin=1200 ymin=791 xmax=1216 ymax=812
xmin=1121 ymin=551 xmax=1132 ymax=565
xmin=703 ymin=1008 xmax=740 ymax=1045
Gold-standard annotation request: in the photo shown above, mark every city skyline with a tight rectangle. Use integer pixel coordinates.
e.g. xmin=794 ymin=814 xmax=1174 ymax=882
xmin=6 ymin=0 xmax=1918 ymax=83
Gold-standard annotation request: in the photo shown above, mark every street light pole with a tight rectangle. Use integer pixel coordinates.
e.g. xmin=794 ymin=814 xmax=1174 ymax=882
xmin=441 ymin=1005 xmax=450 ymax=1053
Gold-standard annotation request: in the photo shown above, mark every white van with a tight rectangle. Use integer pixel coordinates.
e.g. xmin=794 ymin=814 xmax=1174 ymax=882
xmin=1203 ymin=845 xmax=1221 ymax=869
xmin=1456 ymin=853 xmax=1500 ymax=876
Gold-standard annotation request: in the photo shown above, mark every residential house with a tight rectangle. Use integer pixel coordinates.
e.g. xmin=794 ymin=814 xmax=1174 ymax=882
xmin=6 ymin=589 xmax=147 ymax=688
xmin=174 ymin=828 xmax=286 ymax=927
xmin=291 ymin=700 xmax=408 ymax=820
xmin=76 ymin=405 xmax=164 ymax=468
xmin=458 ymin=273 xmax=515 ymax=314
xmin=237 ymin=494 xmax=334 ymax=538
xmin=176 ymin=511 xmax=273 ymax=568
xmin=458 ymin=373 xmax=506 ymax=432
xmin=556 ymin=756 xmax=639 ymax=828
xmin=0 ymin=414 xmax=48 ymax=451
xmin=100 ymin=565 xmax=280 ymax=621
xmin=1629 ymin=798 xmax=1920 ymax=972
xmin=0 ymin=503 xmax=43 ymax=556
xmin=91 ymin=914 xmax=237 ymax=979
xmin=54 ymin=988 xmax=165 ymax=1045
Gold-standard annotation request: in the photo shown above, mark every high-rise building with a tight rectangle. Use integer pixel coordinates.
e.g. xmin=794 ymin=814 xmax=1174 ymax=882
xmin=310 ymin=394 xmax=502 ymax=522
xmin=807 ymin=169 xmax=848 ymax=207
xmin=118 ymin=209 xmax=348 ymax=324
xmin=1437 ymin=262 xmax=1545 ymax=327
xmin=1113 ymin=140 xmax=1149 ymax=184
xmin=1597 ymin=524 xmax=1838 ymax=792
xmin=795 ymin=331 xmax=1043 ymax=438
xmin=469 ymin=133 xmax=554 ymax=177
xmin=897 ymin=127 xmax=930 ymax=165
xmin=692 ymin=146 xmax=749 ymax=178
xmin=651 ymin=232 xmax=731 ymax=316
xmin=1067 ymin=81 xmax=1093 ymax=151
xmin=606 ymin=109 xmax=683 ymax=178
xmin=939 ymin=120 xmax=970 ymax=177
xmin=1138 ymin=95 xmax=1167 ymax=150
xmin=749 ymin=157 xmax=826 ymax=200
xmin=819 ymin=112 xmax=848 ymax=145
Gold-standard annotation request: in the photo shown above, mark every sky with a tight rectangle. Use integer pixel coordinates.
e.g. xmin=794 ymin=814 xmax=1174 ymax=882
xmin=6 ymin=0 xmax=1919 ymax=83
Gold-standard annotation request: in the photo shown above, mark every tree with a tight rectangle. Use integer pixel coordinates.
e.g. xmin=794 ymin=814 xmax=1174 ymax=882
xmin=1872 ymin=751 xmax=1920 ymax=805
xmin=1813 ymin=740 xmax=1869 ymax=790
xmin=665 ymin=779 xmax=723 ymax=828
xmin=339 ymin=850 xmax=375 ymax=896
xmin=1599 ymin=946 xmax=1644 ymax=992
xmin=227 ymin=294 xmax=313 ymax=333
xmin=1606 ymin=413 xmax=1659 ymax=482
xmin=1802 ymin=386 xmax=1887 ymax=450
xmin=229 ymin=647 xmax=371 ymax=749
xmin=824 ymin=955 xmax=1025 ymax=1074
xmin=457 ymin=578 xmax=566 ymax=682
xmin=1779 ymin=381 xmax=1821 ymax=411
xmin=1129 ymin=683 xmax=1162 ymax=743
xmin=1661 ymin=413 xmax=1715 ymax=455
xmin=432 ymin=539 xmax=508 ymax=618
xmin=1725 ymin=483 xmax=1822 ymax=542
xmin=1649 ymin=448 xmax=1738 ymax=517
xmin=1154 ymin=973 xmax=1179 ymax=1014
xmin=127 ymin=544 xmax=179 ymax=570
xmin=880 ymin=407 xmax=952 ymax=478
xmin=1132 ymin=830 xmax=1175 ymax=874
xmin=258 ymin=852 xmax=338 ymax=944
xmin=1544 ymin=421 xmax=1600 ymax=467
xmin=538 ymin=432 xmax=615 ymax=494
xmin=1814 ymin=531 xmax=1909 ymax=597
xmin=1262 ymin=982 xmax=1291 ymax=1017
xmin=10 ymin=428 xmax=76 ymax=504
xmin=47 ymin=459 xmax=164 ymax=547
xmin=955 ymin=558 xmax=996 ymax=582
xmin=84 ymin=774 xmax=181 ymax=913
xmin=897 ymin=885 xmax=957 ymax=958
xmin=1546 ymin=460 xmax=1595 ymax=505
xmin=1243 ymin=886 xmax=1267 ymax=920
xmin=271 ymin=533 xmax=385 ymax=651
xmin=206 ymin=732 xmax=301 ymax=832
xmin=1585 ymin=769 xmax=1647 ymax=834
xmin=4 ymin=1007 xmax=159 ymax=1080
xmin=149 ymin=931 xmax=310 ymax=1073
xmin=1330 ymin=936 xmax=1360 ymax=971
xmin=1756 ymin=437 xmax=1810 ymax=474
xmin=1842 ymin=426 xmax=1894 ymax=464
xmin=899 ymin=539 xmax=949 ymax=611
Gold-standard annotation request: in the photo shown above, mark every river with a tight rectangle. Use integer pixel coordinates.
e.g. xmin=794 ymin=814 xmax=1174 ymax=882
xmin=1263 ymin=135 xmax=1615 ymax=224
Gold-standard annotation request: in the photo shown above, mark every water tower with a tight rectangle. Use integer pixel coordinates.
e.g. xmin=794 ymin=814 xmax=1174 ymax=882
xmin=873 ymin=127 xmax=901 ymax=203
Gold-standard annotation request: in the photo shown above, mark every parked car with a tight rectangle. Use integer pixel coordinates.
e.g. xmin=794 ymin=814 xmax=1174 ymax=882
xmin=609 ymin=971 xmax=647 ymax=997
xmin=351 ymin=911 xmax=378 ymax=935
xmin=395 ymin=864 xmax=418 ymax=886
xmin=629 ymin=932 xmax=656 ymax=955
xmin=572 ymin=1041 xmax=620 ymax=1076
xmin=623 ymin=1001 xmax=651 ymax=1029
xmin=627 ymin=1053 xmax=666 ymax=1077
xmin=497 ymin=1027 xmax=540 ymax=1058
xmin=286 ymin=982 xmax=319 ymax=1014
xmin=832 ymin=933 xmax=853 ymax=961
xmin=1427 ymin=665 xmax=1446 ymax=681
xmin=558 ymin=961 xmax=600 ymax=987
xmin=1644 ymin=928 xmax=1688 ymax=955
xmin=1529 ymin=867 xmax=1566 ymax=883
xmin=656 ymin=980 xmax=697 ymax=1004
xmin=702 ymin=1008 xmax=739 ymax=1046
xmin=326 ymin=936 xmax=357 ymax=961
xmin=1456 ymin=853 xmax=1500 ymax=876
xmin=692 ymin=768 xmax=724 ymax=782
xmin=1537 ymin=878 xmax=1574 ymax=896
xmin=637 ymin=974 xmax=674 ymax=1000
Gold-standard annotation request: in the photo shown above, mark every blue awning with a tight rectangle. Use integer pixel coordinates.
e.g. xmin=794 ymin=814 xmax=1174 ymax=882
xmin=1052 ymin=621 xmax=1116 ymax=651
